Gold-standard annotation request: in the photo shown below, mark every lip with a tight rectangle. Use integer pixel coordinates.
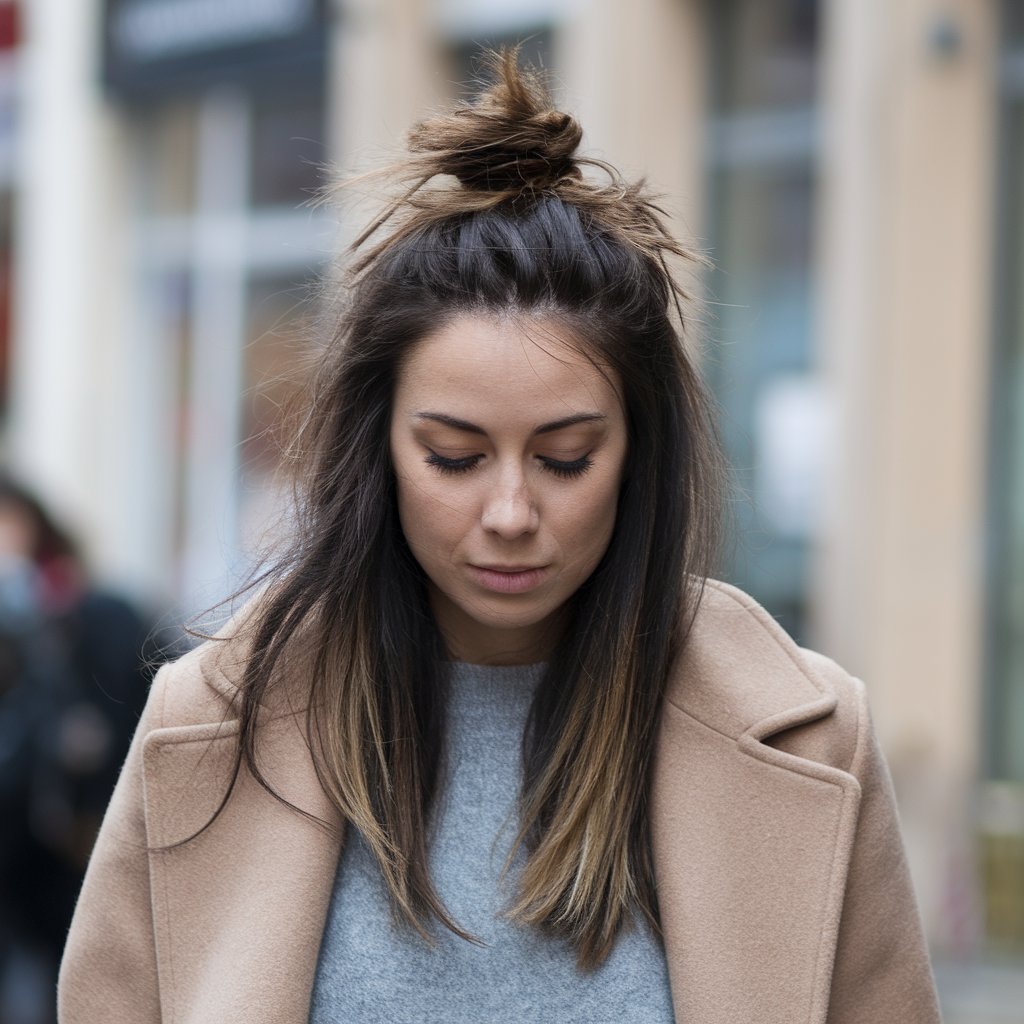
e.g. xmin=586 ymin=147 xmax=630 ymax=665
xmin=469 ymin=564 xmax=549 ymax=594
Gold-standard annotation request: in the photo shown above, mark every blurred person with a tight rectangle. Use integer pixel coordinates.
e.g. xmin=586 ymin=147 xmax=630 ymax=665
xmin=59 ymin=49 xmax=941 ymax=1023
xmin=0 ymin=476 xmax=151 ymax=1024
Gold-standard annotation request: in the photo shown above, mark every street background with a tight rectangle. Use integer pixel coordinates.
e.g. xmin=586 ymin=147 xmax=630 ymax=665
xmin=0 ymin=0 xmax=1021 ymax=1021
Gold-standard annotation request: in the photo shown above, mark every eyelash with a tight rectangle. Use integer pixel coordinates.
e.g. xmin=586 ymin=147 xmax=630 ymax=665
xmin=424 ymin=452 xmax=594 ymax=479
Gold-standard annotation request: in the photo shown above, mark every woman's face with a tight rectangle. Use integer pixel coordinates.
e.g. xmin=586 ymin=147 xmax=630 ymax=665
xmin=389 ymin=313 xmax=628 ymax=665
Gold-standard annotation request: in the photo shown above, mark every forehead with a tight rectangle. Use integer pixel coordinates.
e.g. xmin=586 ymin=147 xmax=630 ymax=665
xmin=394 ymin=314 xmax=621 ymax=416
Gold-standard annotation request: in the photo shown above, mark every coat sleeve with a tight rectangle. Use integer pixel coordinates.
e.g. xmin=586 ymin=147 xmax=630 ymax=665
xmin=57 ymin=662 xmax=170 ymax=1024
xmin=825 ymin=676 xmax=943 ymax=1023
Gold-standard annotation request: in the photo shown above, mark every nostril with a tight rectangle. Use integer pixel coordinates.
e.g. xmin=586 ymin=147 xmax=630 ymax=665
xmin=481 ymin=491 xmax=539 ymax=535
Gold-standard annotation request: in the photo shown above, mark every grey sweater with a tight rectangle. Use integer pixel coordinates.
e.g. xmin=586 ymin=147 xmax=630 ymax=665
xmin=308 ymin=661 xmax=675 ymax=1023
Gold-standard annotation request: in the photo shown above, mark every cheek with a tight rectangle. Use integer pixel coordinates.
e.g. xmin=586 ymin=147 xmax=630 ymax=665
xmin=394 ymin=468 xmax=471 ymax=566
xmin=554 ymin=480 xmax=621 ymax=567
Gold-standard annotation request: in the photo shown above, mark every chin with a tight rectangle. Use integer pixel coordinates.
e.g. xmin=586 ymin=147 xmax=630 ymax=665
xmin=447 ymin=587 xmax=563 ymax=628
xmin=462 ymin=601 xmax=554 ymax=632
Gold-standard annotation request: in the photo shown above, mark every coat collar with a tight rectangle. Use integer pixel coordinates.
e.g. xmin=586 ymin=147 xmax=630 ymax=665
xmin=650 ymin=579 xmax=861 ymax=1023
xmin=142 ymin=579 xmax=860 ymax=1024
xmin=668 ymin=577 xmax=839 ymax=737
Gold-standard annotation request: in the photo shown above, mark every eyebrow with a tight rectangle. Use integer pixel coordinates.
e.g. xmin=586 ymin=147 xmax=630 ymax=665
xmin=414 ymin=411 xmax=607 ymax=436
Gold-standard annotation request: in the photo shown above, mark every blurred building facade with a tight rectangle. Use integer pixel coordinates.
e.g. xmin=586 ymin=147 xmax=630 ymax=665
xmin=0 ymin=0 xmax=1021 ymax=997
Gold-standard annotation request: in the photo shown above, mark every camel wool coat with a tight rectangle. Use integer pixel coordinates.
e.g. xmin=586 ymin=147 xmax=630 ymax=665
xmin=58 ymin=578 xmax=942 ymax=1024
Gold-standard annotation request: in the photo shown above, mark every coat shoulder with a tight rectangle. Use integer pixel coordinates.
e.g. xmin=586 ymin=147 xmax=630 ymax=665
xmin=671 ymin=578 xmax=864 ymax=774
xmin=147 ymin=635 xmax=239 ymax=732
xmin=148 ymin=596 xmax=266 ymax=731
xmin=151 ymin=588 xmax=315 ymax=734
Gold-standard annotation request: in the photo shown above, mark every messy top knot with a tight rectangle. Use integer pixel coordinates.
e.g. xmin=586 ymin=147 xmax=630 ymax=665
xmin=337 ymin=43 xmax=706 ymax=313
xmin=407 ymin=50 xmax=583 ymax=193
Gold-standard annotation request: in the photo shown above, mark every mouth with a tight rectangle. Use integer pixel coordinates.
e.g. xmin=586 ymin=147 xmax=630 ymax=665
xmin=469 ymin=564 xmax=549 ymax=594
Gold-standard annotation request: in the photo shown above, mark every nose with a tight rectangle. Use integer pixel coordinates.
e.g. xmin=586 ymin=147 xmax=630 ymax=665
xmin=480 ymin=469 xmax=539 ymax=539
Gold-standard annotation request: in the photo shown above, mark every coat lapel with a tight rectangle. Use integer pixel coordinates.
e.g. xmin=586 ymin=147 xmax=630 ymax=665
xmin=142 ymin=709 xmax=344 ymax=1024
xmin=650 ymin=581 xmax=863 ymax=1024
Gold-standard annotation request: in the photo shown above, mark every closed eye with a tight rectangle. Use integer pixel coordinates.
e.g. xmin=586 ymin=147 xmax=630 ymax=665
xmin=424 ymin=452 xmax=481 ymax=475
xmin=424 ymin=451 xmax=594 ymax=480
xmin=539 ymin=455 xmax=593 ymax=479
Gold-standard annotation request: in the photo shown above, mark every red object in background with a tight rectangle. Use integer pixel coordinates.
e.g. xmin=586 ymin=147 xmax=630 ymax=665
xmin=0 ymin=3 xmax=18 ymax=51
xmin=0 ymin=3 xmax=16 ymax=421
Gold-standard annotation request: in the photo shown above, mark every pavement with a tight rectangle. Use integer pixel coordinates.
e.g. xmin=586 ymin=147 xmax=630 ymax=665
xmin=935 ymin=956 xmax=1024 ymax=1024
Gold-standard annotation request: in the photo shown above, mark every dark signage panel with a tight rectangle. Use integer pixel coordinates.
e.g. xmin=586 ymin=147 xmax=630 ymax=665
xmin=102 ymin=0 xmax=328 ymax=97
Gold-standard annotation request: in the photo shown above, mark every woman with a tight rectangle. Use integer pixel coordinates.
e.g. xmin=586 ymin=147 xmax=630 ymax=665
xmin=58 ymin=49 xmax=942 ymax=1023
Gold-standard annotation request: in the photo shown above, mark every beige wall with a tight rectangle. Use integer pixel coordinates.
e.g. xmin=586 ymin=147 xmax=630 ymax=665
xmin=558 ymin=0 xmax=707 ymax=207
xmin=558 ymin=0 xmax=710 ymax=328
xmin=326 ymin=0 xmax=447 ymax=263
xmin=812 ymin=0 xmax=997 ymax=945
xmin=329 ymin=0 xmax=443 ymax=169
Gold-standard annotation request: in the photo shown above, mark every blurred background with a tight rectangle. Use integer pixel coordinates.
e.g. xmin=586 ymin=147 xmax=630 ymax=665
xmin=0 ymin=0 xmax=1020 ymax=1021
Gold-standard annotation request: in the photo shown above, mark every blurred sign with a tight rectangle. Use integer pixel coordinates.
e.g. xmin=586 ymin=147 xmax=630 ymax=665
xmin=102 ymin=0 xmax=327 ymax=96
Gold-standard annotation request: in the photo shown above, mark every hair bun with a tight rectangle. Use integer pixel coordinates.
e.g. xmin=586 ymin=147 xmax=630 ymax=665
xmin=407 ymin=48 xmax=583 ymax=194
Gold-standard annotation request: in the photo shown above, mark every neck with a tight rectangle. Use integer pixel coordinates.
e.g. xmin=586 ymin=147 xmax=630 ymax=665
xmin=429 ymin=589 xmax=568 ymax=666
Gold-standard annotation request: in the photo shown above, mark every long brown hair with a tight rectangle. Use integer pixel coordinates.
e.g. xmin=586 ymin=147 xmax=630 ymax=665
xmin=197 ymin=46 xmax=728 ymax=969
